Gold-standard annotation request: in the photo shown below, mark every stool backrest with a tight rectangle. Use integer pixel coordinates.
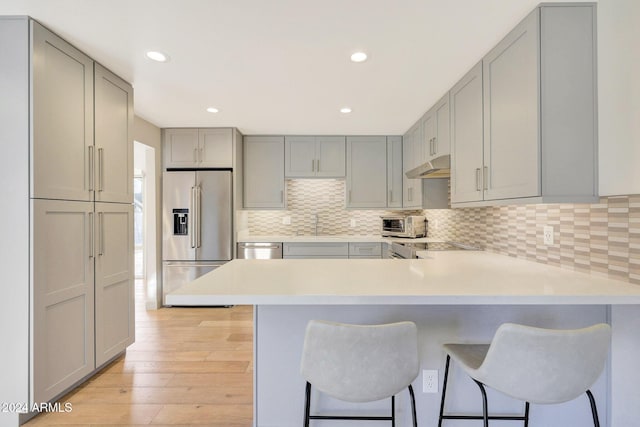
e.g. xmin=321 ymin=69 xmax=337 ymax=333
xmin=478 ymin=323 xmax=611 ymax=404
xmin=300 ymin=320 xmax=419 ymax=403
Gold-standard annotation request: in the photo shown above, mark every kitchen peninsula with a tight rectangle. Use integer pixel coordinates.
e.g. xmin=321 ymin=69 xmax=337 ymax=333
xmin=167 ymin=252 xmax=640 ymax=427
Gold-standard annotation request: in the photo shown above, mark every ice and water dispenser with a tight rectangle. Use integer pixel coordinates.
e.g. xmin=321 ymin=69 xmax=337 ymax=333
xmin=173 ymin=209 xmax=188 ymax=235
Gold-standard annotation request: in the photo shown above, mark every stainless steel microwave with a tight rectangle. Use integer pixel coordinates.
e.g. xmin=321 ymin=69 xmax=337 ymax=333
xmin=381 ymin=215 xmax=427 ymax=238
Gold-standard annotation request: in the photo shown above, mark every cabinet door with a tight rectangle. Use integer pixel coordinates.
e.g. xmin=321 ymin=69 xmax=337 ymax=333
xmin=32 ymin=199 xmax=95 ymax=403
xmin=95 ymin=202 xmax=134 ymax=367
xmin=422 ymin=111 xmax=435 ymax=160
xmin=31 ymin=21 xmax=94 ymax=202
xmin=387 ymin=136 xmax=403 ymax=208
xmin=346 ymin=136 xmax=387 ymax=208
xmin=450 ymin=61 xmax=484 ymax=203
xmin=433 ymin=92 xmax=451 ymax=160
xmin=164 ymin=129 xmax=199 ymax=168
xmin=316 ymin=136 xmax=346 ymax=177
xmin=483 ymin=9 xmax=540 ymax=201
xmin=244 ymin=136 xmax=285 ymax=208
xmin=94 ymin=64 xmax=133 ymax=203
xmin=403 ymin=123 xmax=423 ymax=208
xmin=285 ymin=136 xmax=316 ymax=177
xmin=199 ymin=128 xmax=233 ymax=167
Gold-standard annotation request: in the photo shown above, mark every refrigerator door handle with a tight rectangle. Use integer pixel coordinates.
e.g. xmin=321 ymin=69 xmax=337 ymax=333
xmin=190 ymin=186 xmax=196 ymax=249
xmin=196 ymin=185 xmax=202 ymax=248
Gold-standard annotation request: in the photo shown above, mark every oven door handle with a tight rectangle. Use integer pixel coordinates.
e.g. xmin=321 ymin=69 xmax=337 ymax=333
xmin=389 ymin=253 xmax=405 ymax=260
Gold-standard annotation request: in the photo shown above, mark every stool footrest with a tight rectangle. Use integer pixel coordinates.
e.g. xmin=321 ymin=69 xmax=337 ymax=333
xmin=441 ymin=414 xmax=527 ymax=421
xmin=309 ymin=415 xmax=392 ymax=421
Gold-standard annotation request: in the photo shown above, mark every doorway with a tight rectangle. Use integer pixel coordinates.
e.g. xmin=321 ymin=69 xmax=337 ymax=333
xmin=134 ymin=141 xmax=159 ymax=309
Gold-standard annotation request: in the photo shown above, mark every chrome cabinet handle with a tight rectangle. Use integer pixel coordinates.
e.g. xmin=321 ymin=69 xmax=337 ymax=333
xmin=280 ymin=190 xmax=284 ymax=203
xmin=483 ymin=166 xmax=488 ymax=190
xmin=475 ymin=168 xmax=481 ymax=191
xmin=98 ymin=212 xmax=104 ymax=256
xmin=311 ymin=159 xmax=315 ymax=172
xmin=88 ymin=146 xmax=94 ymax=192
xmin=349 ymin=190 xmax=352 ymax=203
xmin=316 ymin=159 xmax=320 ymax=172
xmin=389 ymin=190 xmax=393 ymax=203
xmin=429 ymin=138 xmax=434 ymax=156
xmin=193 ymin=148 xmax=197 ymax=162
xmin=89 ymin=212 xmax=94 ymax=258
xmin=199 ymin=148 xmax=203 ymax=162
xmin=433 ymin=137 xmax=437 ymax=155
xmin=98 ymin=148 xmax=104 ymax=192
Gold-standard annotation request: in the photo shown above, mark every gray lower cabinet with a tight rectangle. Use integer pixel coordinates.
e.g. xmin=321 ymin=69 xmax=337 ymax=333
xmin=346 ymin=136 xmax=388 ymax=208
xmin=32 ymin=199 xmax=95 ymax=403
xmin=349 ymin=242 xmax=383 ymax=259
xmin=244 ymin=136 xmax=285 ymax=209
xmin=94 ymin=203 xmax=135 ymax=367
xmin=283 ymin=242 xmax=349 ymax=258
xmin=451 ymin=4 xmax=597 ymax=207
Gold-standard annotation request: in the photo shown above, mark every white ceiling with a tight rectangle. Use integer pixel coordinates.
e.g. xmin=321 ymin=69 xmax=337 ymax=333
xmin=1 ymin=0 xmax=580 ymax=134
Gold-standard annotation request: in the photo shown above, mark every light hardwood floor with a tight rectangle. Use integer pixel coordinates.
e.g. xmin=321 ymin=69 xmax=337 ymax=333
xmin=25 ymin=281 xmax=254 ymax=426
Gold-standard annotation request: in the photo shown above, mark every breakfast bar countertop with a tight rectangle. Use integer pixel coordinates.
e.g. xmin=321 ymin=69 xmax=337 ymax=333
xmin=165 ymin=251 xmax=640 ymax=306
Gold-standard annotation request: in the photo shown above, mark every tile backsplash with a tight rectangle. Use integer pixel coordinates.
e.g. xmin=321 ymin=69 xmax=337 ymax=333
xmin=242 ymin=179 xmax=640 ymax=285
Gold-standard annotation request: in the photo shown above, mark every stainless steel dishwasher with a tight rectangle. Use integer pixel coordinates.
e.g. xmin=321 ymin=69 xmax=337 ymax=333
xmin=237 ymin=242 xmax=283 ymax=259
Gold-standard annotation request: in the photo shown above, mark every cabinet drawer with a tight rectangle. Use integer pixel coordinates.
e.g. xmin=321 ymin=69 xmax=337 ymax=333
xmin=283 ymin=242 xmax=349 ymax=257
xmin=349 ymin=242 xmax=382 ymax=257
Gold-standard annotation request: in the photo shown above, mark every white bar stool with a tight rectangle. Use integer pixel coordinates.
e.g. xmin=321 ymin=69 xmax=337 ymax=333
xmin=438 ymin=323 xmax=611 ymax=427
xmin=300 ymin=320 xmax=419 ymax=426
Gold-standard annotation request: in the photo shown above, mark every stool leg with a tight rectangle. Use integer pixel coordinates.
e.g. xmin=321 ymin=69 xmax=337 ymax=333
xmin=438 ymin=355 xmax=451 ymax=427
xmin=524 ymin=401 xmax=530 ymax=427
xmin=391 ymin=395 xmax=395 ymax=427
xmin=408 ymin=384 xmax=418 ymax=427
xmin=586 ymin=390 xmax=601 ymax=427
xmin=303 ymin=382 xmax=311 ymax=427
xmin=473 ymin=380 xmax=489 ymax=427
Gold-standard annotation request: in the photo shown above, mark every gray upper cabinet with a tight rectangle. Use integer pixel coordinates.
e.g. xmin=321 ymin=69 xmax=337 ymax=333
xmin=423 ymin=92 xmax=451 ymax=162
xmin=285 ymin=136 xmax=345 ymax=178
xmin=387 ymin=136 xmax=403 ymax=208
xmin=244 ymin=136 xmax=285 ymax=209
xmin=164 ymin=128 xmax=233 ymax=168
xmin=94 ymin=64 xmax=134 ymax=203
xmin=451 ymin=4 xmax=597 ymax=207
xmin=482 ymin=9 xmax=539 ymax=201
xmin=32 ymin=21 xmax=94 ymax=202
xmin=346 ymin=136 xmax=387 ymax=208
xmin=403 ymin=122 xmax=423 ymax=208
xmin=450 ymin=62 xmax=484 ymax=204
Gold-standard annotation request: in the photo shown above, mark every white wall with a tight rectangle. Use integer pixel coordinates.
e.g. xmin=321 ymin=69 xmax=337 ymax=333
xmin=597 ymin=0 xmax=640 ymax=196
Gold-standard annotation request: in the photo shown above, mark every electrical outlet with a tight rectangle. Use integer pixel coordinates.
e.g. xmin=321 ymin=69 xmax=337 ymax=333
xmin=350 ymin=219 xmax=357 ymax=228
xmin=282 ymin=216 xmax=291 ymax=225
xmin=422 ymin=369 xmax=438 ymax=393
xmin=543 ymin=225 xmax=554 ymax=245
xmin=433 ymin=219 xmax=439 ymax=230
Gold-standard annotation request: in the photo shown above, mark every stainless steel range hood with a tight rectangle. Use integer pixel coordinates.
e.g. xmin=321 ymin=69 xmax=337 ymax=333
xmin=405 ymin=154 xmax=450 ymax=179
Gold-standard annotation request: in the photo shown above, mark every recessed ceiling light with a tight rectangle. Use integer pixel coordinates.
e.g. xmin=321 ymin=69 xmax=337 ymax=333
xmin=145 ymin=51 xmax=169 ymax=62
xmin=350 ymin=52 xmax=368 ymax=63
xmin=340 ymin=107 xmax=352 ymax=114
xmin=206 ymin=107 xmax=219 ymax=113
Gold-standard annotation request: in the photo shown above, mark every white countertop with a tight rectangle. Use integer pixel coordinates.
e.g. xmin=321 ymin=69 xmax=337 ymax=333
xmin=236 ymin=234 xmax=442 ymax=243
xmin=166 ymin=251 xmax=640 ymax=306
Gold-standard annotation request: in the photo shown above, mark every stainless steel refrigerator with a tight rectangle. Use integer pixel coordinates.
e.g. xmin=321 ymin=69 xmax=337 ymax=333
xmin=162 ymin=170 xmax=232 ymax=304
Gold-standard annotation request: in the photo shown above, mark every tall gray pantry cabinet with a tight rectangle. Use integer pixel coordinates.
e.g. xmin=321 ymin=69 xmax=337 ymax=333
xmin=0 ymin=17 xmax=134 ymax=425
